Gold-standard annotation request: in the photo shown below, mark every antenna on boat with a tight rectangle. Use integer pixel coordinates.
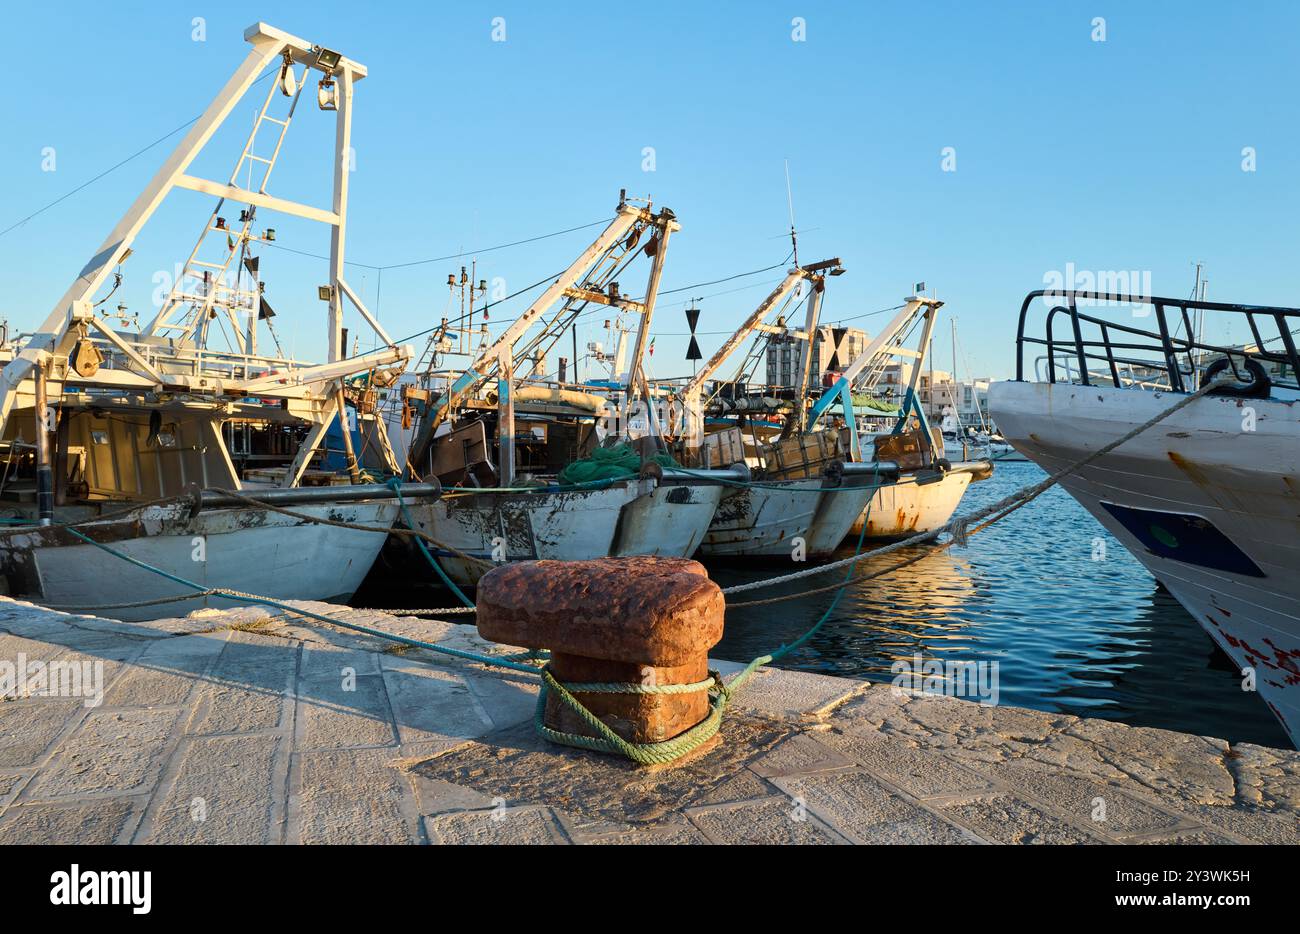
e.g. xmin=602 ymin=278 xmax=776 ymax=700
xmin=784 ymin=159 xmax=800 ymax=283
xmin=1190 ymin=261 xmax=1208 ymax=372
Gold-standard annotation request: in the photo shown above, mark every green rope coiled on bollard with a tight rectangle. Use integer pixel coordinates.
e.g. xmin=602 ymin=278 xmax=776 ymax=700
xmin=535 ymin=666 xmax=731 ymax=766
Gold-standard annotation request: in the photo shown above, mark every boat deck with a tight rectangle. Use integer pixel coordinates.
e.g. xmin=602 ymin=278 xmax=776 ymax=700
xmin=0 ymin=597 xmax=1296 ymax=844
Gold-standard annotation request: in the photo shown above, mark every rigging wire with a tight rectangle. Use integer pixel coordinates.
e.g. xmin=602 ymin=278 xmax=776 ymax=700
xmin=652 ymin=252 xmax=794 ymax=298
xmin=0 ymin=71 xmax=276 ymax=240
xmin=0 ymin=62 xmax=609 ymax=280
xmin=0 ymin=120 xmax=202 ymax=238
xmin=259 ymin=217 xmax=614 ymax=271
xmin=376 ymin=219 xmax=614 ymax=271
xmin=654 ymin=300 xmax=905 ymax=337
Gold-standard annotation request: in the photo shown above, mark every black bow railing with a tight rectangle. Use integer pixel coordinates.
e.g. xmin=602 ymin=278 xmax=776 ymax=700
xmin=1014 ymin=290 xmax=1300 ymax=393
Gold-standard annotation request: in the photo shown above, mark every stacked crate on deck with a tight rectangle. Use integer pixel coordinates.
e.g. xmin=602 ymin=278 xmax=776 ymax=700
xmin=871 ymin=427 xmax=943 ymax=471
xmin=696 ymin=427 xmax=745 ymax=468
xmin=760 ymin=430 xmax=841 ymax=480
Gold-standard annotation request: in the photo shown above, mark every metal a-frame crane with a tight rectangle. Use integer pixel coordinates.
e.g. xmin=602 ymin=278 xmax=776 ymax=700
xmin=674 ymin=258 xmax=844 ymax=453
xmin=0 ymin=23 xmax=413 ymax=506
xmin=405 ymin=194 xmax=680 ymax=480
xmin=807 ymin=294 xmax=944 ymax=460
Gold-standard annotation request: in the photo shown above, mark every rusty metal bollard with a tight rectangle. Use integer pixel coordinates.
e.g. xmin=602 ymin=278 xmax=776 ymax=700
xmin=476 ymin=557 xmax=725 ymax=748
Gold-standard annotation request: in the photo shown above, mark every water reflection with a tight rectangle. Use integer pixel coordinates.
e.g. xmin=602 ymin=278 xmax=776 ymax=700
xmin=710 ymin=462 xmax=1290 ymax=749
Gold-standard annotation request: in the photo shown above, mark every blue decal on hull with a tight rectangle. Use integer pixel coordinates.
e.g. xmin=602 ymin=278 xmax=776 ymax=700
xmin=1100 ymin=501 xmax=1265 ymax=578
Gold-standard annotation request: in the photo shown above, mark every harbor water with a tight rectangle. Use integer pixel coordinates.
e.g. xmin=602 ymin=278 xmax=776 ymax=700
xmin=710 ymin=462 xmax=1291 ymax=749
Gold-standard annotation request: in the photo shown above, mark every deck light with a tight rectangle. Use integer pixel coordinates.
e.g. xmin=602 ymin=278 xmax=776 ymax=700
xmin=318 ymin=285 xmax=333 ymax=301
xmin=314 ymin=47 xmax=342 ymax=71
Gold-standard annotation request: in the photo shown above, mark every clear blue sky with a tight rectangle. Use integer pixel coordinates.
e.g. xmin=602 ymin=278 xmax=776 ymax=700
xmin=3 ymin=1 xmax=1298 ymax=379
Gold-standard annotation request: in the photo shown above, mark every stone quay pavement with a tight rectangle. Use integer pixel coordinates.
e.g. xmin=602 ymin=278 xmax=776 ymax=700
xmin=0 ymin=595 xmax=1296 ymax=845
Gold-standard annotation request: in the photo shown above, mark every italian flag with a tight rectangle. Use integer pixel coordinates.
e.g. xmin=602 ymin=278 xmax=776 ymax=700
xmin=648 ymin=336 xmax=656 ymax=356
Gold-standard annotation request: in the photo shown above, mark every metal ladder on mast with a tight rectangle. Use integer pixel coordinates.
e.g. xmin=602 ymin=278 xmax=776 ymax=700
xmin=151 ymin=61 xmax=306 ymax=355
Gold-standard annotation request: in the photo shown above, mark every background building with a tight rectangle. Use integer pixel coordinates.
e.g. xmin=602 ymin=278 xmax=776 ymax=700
xmin=764 ymin=327 xmax=992 ymax=426
xmin=765 ymin=326 xmax=869 ymax=389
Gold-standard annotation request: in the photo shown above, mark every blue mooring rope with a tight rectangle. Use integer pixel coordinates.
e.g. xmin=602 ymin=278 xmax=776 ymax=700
xmin=385 ymin=477 xmax=475 ymax=608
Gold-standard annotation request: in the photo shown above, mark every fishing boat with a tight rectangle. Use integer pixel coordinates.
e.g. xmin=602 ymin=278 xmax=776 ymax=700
xmin=0 ymin=23 xmax=431 ymax=620
xmin=806 ymin=293 xmax=992 ymax=540
xmin=397 ymin=195 xmax=735 ymax=586
xmin=667 ymin=259 xmax=895 ymax=558
xmin=991 ymin=288 xmax=1300 ymax=748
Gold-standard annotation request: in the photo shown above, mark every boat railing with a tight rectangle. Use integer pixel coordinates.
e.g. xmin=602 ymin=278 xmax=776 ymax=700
xmin=10 ymin=327 xmax=317 ymax=386
xmin=1031 ymin=353 xmax=1177 ymax=391
xmin=1015 ymin=290 xmax=1300 ymax=393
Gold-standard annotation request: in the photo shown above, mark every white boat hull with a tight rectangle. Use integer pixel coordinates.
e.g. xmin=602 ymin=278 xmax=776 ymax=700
xmin=699 ymin=478 xmax=824 ymax=558
xmin=0 ymin=500 xmax=399 ymax=622
xmin=991 ymin=380 xmax=1300 ymax=749
xmin=612 ymin=481 xmax=724 ymax=559
xmin=404 ymin=478 xmax=720 ymax=586
xmin=850 ymin=470 xmax=973 ymax=539
xmin=804 ymin=483 xmax=877 ymax=557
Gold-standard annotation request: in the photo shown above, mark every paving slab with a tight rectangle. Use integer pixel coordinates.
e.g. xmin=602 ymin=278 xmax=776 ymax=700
xmin=748 ymin=732 xmax=857 ymax=778
xmin=295 ymin=674 xmax=398 ymax=751
xmin=142 ymin=734 xmax=280 ymax=844
xmin=0 ymin=797 xmax=139 ymax=844
xmin=136 ymin=632 xmax=230 ymax=660
xmin=185 ymin=633 xmax=295 ymax=735
xmin=404 ymin=773 xmax=496 ymax=816
xmin=29 ymin=707 xmax=182 ymax=799
xmin=0 ymin=700 xmax=86 ymax=768
xmin=299 ymin=641 xmax=382 ymax=680
xmin=426 ymin=806 xmax=570 ymax=845
xmin=380 ymin=663 xmax=494 ymax=745
xmin=462 ymin=670 xmax=539 ymax=731
xmin=292 ymin=747 xmax=417 ymax=844
xmin=685 ymin=795 xmax=848 ymax=844
xmin=186 ymin=680 xmax=289 ymax=736
xmin=713 ymin=661 xmax=868 ymax=720
xmin=771 ymin=769 xmax=984 ymax=844
xmin=984 ymin=762 xmax=1194 ymax=840
xmin=102 ymin=664 xmax=204 ymax=709
xmin=557 ymin=813 xmax=710 ymax=845
xmin=818 ymin=730 xmax=1000 ymax=798
xmin=935 ymin=793 xmax=1112 ymax=845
